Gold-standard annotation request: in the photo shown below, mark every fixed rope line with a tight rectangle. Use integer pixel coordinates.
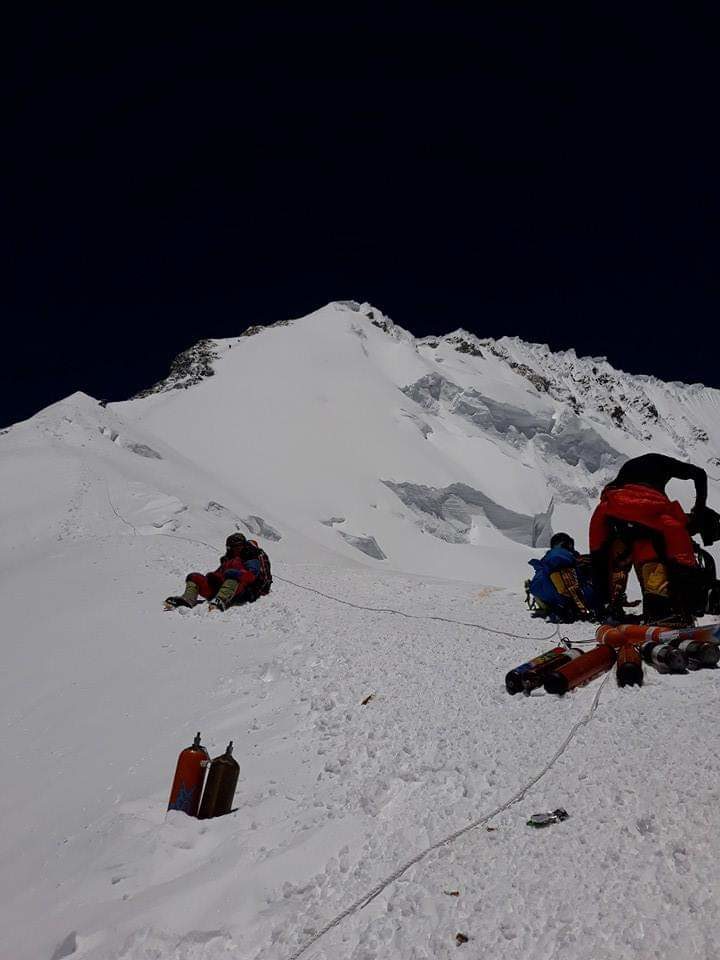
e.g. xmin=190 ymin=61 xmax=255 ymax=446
xmin=285 ymin=671 xmax=612 ymax=960
xmin=275 ymin=574 xmax=561 ymax=642
xmin=104 ymin=484 xmax=606 ymax=957
xmin=105 ymin=483 xmax=137 ymax=535
xmin=104 ymin=486 xmax=562 ymax=642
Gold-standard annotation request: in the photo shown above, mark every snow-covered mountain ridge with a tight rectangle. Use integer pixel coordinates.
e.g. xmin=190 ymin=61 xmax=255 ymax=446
xmin=102 ymin=299 xmax=720 ymax=583
xmin=5 ymin=301 xmax=720 ymax=959
xmin=139 ymin=299 xmax=715 ymax=451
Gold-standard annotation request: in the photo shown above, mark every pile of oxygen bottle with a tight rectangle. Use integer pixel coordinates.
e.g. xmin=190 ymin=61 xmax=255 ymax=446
xmin=167 ymin=732 xmax=240 ymax=818
xmin=506 ymin=622 xmax=720 ymax=696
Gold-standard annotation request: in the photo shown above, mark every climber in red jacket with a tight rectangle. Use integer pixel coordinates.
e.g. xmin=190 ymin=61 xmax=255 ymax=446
xmin=589 ymin=453 xmax=707 ymax=624
xmin=165 ymin=533 xmax=257 ymax=611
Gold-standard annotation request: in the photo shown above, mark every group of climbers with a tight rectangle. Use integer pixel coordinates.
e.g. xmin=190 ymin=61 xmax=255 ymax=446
xmin=162 ymin=453 xmax=716 ymax=627
xmin=527 ymin=453 xmax=720 ymax=627
xmin=165 ymin=532 xmax=272 ymax=611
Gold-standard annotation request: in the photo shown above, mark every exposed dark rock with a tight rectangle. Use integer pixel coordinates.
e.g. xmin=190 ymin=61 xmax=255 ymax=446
xmin=122 ymin=441 xmax=163 ymax=459
xmin=371 ymin=318 xmax=392 ymax=333
xmin=447 ymin=335 xmax=483 ymax=357
xmin=508 ymin=362 xmax=551 ymax=393
xmin=134 ymin=340 xmax=219 ymax=397
xmin=240 ymin=318 xmax=292 ymax=338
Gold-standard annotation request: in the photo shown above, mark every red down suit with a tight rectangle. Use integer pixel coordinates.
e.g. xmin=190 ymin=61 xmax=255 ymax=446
xmin=187 ymin=555 xmax=256 ymax=601
xmin=589 ymin=484 xmax=696 ymax=567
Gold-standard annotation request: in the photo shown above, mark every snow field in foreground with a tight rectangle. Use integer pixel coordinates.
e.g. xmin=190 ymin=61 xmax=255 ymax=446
xmin=3 ymin=530 xmax=720 ymax=960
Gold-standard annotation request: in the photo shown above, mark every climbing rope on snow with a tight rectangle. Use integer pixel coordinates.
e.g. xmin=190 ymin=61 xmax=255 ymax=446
xmin=105 ymin=483 xmax=137 ymax=535
xmin=104 ymin=484 xmax=563 ymax=643
xmin=104 ymin=483 xmax=608 ymax=956
xmin=285 ymin=671 xmax=613 ymax=960
xmin=274 ymin=574 xmax=562 ymax=643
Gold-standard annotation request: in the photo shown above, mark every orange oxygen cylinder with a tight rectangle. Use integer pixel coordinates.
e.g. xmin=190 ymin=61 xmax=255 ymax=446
xmin=596 ymin=623 xmax=720 ymax=646
xmin=544 ymin=644 xmax=616 ymax=695
xmin=168 ymin=732 xmax=210 ymax=817
xmin=595 ymin=627 xmax=626 ymax=648
xmin=596 ymin=624 xmax=661 ymax=646
xmin=198 ymin=741 xmax=240 ymax=819
xmin=616 ymin=643 xmax=644 ymax=687
xmin=596 ymin=624 xmax=664 ymax=646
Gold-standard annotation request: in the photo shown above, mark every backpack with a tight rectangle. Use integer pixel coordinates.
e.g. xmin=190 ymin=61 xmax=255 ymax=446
xmin=525 ymin=579 xmax=552 ymax=617
xmin=693 ymin=545 xmax=720 ymax=615
xmin=240 ymin=541 xmax=273 ymax=599
xmin=527 ymin=546 xmax=591 ymax=623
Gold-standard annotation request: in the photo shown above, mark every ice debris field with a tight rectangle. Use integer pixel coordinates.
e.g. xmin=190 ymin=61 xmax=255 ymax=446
xmin=3 ymin=302 xmax=720 ymax=960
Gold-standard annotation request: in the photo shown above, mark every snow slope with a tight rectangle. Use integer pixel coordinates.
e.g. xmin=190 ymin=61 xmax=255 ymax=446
xmin=3 ymin=302 xmax=720 ymax=960
xmin=115 ymin=300 xmax=720 ymax=581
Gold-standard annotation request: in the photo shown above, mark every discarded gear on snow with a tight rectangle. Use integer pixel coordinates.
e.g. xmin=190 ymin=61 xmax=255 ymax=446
xmin=505 ymin=621 xmax=720 ymax=697
xmin=168 ymin=732 xmax=210 ymax=817
xmin=616 ymin=642 xmax=644 ymax=687
xmin=505 ymin=645 xmax=577 ymax=695
xmin=527 ymin=808 xmax=569 ymax=828
xmin=543 ymin=643 xmax=615 ymax=695
xmin=168 ymin=732 xmax=239 ymax=819
xmin=198 ymin=742 xmax=240 ymax=819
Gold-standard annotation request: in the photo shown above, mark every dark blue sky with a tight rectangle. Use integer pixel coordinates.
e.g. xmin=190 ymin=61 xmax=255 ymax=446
xmin=5 ymin=7 xmax=719 ymax=427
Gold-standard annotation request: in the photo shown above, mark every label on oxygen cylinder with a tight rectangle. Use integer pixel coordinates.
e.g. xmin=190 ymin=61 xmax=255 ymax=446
xmin=505 ymin=646 xmax=568 ymax=694
xmin=521 ymin=649 xmax=583 ymax=694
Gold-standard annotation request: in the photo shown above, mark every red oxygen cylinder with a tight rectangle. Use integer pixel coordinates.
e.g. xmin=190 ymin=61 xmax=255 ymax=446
xmin=168 ymin=732 xmax=210 ymax=817
xmin=505 ymin=646 xmax=569 ymax=695
xmin=596 ymin=624 xmax=664 ymax=646
xmin=544 ymin=644 xmax=616 ymax=695
xmin=616 ymin=643 xmax=643 ymax=687
xmin=597 ymin=622 xmax=720 ymax=646
xmin=595 ymin=627 xmax=626 ymax=648
xmin=521 ymin=649 xmax=584 ymax=694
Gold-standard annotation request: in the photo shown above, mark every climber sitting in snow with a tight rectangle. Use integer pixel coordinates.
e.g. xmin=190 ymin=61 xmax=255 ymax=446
xmin=165 ymin=533 xmax=271 ymax=611
xmin=526 ymin=533 xmax=596 ymax=623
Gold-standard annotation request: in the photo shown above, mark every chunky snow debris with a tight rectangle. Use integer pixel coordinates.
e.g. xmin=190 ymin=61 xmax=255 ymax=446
xmin=402 ymin=374 xmax=619 ymax=472
xmin=383 ymin=481 xmax=553 ymax=547
xmin=531 ymin=409 xmax=619 ymax=473
xmin=206 ymin=500 xmax=232 ymax=516
xmin=400 ymin=373 xmax=462 ymax=409
xmin=206 ymin=503 xmax=281 ymax=541
xmin=114 ymin=482 xmax=187 ymax=533
xmin=99 ymin=426 xmax=163 ymax=459
xmin=242 ymin=514 xmax=282 ymax=541
xmin=399 ymin=410 xmax=433 ymax=438
xmin=338 ymin=530 xmax=387 ymax=559
xmin=49 ymin=931 xmax=77 ymax=960
xmin=321 ymin=516 xmax=346 ymax=527
xmin=120 ymin=441 xmax=163 ymax=459
xmin=451 ymin=389 xmax=554 ymax=438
